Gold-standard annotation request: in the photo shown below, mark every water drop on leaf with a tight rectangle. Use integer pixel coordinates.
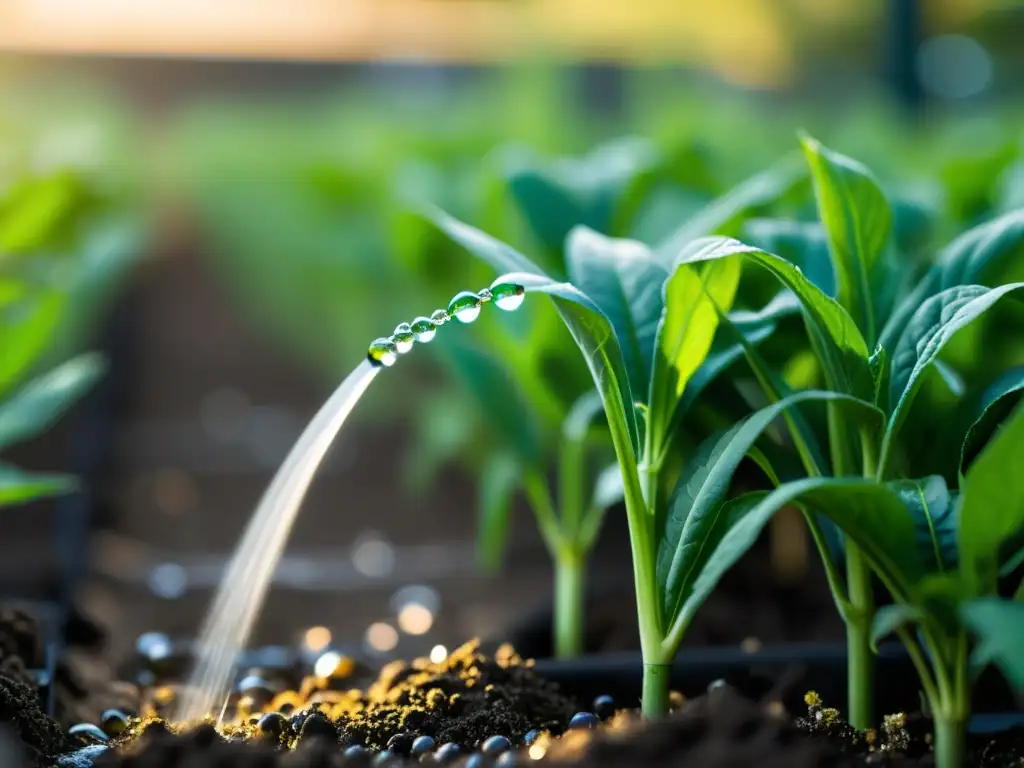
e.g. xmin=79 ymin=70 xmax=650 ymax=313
xmin=392 ymin=323 xmax=414 ymax=353
xmin=410 ymin=316 xmax=437 ymax=343
xmin=489 ymin=280 xmax=525 ymax=311
xmin=448 ymin=290 xmax=482 ymax=323
xmin=367 ymin=337 xmax=398 ymax=367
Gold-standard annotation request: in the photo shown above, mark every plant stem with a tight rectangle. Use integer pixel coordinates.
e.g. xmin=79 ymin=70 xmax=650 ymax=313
xmin=553 ymin=549 xmax=584 ymax=658
xmin=932 ymin=711 xmax=967 ymax=768
xmin=641 ymin=663 xmax=671 ymax=717
xmin=845 ymin=543 xmax=875 ymax=730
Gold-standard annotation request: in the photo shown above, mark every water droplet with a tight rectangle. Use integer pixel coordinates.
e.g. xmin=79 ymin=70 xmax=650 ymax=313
xmin=430 ymin=308 xmax=450 ymax=325
xmin=448 ymin=291 xmax=482 ymax=323
xmin=410 ymin=316 xmax=437 ymax=343
xmin=391 ymin=323 xmax=414 ymax=354
xmin=490 ymin=280 xmax=525 ymax=311
xmin=477 ymin=288 xmax=493 ymax=303
xmin=367 ymin=338 xmax=398 ymax=367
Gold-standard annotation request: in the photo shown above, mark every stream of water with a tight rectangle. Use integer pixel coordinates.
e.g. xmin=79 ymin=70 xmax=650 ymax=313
xmin=175 ymin=359 xmax=380 ymax=723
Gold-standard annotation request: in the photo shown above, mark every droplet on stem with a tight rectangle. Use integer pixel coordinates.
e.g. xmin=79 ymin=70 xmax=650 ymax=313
xmin=447 ymin=291 xmax=482 ymax=324
xmin=391 ymin=323 xmax=415 ymax=354
xmin=430 ymin=309 xmax=450 ymax=326
xmin=367 ymin=338 xmax=398 ymax=368
xmin=410 ymin=316 xmax=437 ymax=343
xmin=489 ymin=280 xmax=526 ymax=311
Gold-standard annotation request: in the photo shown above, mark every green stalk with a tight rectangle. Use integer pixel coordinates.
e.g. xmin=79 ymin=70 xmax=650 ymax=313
xmin=553 ymin=549 xmax=584 ymax=658
xmin=845 ymin=544 xmax=875 ymax=730
xmin=933 ymin=713 xmax=967 ymax=768
xmin=930 ymin=631 xmax=969 ymax=768
xmin=642 ymin=663 xmax=671 ymax=718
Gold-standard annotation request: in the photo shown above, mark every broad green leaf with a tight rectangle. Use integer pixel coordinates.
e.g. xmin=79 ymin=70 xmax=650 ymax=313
xmin=503 ymin=138 xmax=660 ymax=253
xmin=959 ymin=403 xmax=1024 ymax=596
xmin=888 ymin=476 xmax=957 ymax=573
xmin=962 ymin=598 xmax=1024 ymax=690
xmin=677 ymin=237 xmax=872 ymax=399
xmin=648 ymin=257 xmax=740 ymax=452
xmin=0 ymin=290 xmax=66 ymax=396
xmin=0 ymin=463 xmax=76 ymax=507
xmin=743 ymin=218 xmax=835 ymax=297
xmin=657 ymin=390 xmax=885 ymax=623
xmin=500 ymin=271 xmax=641 ymax=460
xmin=879 ymin=209 xmax=1024 ymax=354
xmin=565 ymin=228 xmax=667 ymax=399
xmin=959 ymin=366 xmax=1024 ymax=474
xmin=655 ymin=157 xmax=806 ymax=265
xmin=801 ymin=135 xmax=892 ymax=345
xmin=885 ymin=283 xmax=1024 ymax=468
xmin=0 ymin=353 xmax=105 ymax=451
xmin=665 ymin=477 xmax=921 ymax=642
xmin=424 ymin=206 xmax=546 ymax=277
xmin=439 ymin=338 xmax=541 ymax=468
xmin=477 ymin=454 xmax=520 ymax=572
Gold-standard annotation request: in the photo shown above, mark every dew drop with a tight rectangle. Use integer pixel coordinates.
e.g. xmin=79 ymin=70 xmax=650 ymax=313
xmin=392 ymin=323 xmax=414 ymax=354
xmin=430 ymin=309 xmax=450 ymax=326
xmin=477 ymin=288 xmax=493 ymax=303
xmin=367 ymin=338 xmax=398 ymax=368
xmin=410 ymin=316 xmax=437 ymax=343
xmin=447 ymin=290 xmax=482 ymax=324
xmin=490 ymin=280 xmax=526 ymax=311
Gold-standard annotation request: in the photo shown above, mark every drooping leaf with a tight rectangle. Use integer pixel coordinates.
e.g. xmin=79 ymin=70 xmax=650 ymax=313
xmin=655 ymin=157 xmax=806 ymax=265
xmin=592 ymin=463 xmax=624 ymax=511
xmin=648 ymin=257 xmax=740 ymax=452
xmin=743 ymin=218 xmax=835 ymax=297
xmin=657 ymin=390 xmax=885 ymax=623
xmin=801 ymin=135 xmax=892 ymax=345
xmin=0 ymin=463 xmax=77 ymax=507
xmin=0 ymin=290 xmax=66 ymax=397
xmin=0 ymin=353 xmax=105 ymax=451
xmin=565 ymin=228 xmax=667 ymax=399
xmin=933 ymin=360 xmax=966 ymax=399
xmin=562 ymin=390 xmax=605 ymax=444
xmin=664 ymin=477 xmax=921 ymax=643
xmin=959 ymin=366 xmax=1024 ymax=474
xmin=870 ymin=603 xmax=925 ymax=649
xmin=888 ymin=476 xmax=958 ymax=573
xmin=677 ymin=237 xmax=872 ymax=399
xmin=958 ymin=403 xmax=1024 ymax=596
xmin=499 ymin=271 xmax=641 ymax=461
xmin=962 ymin=598 xmax=1024 ymax=690
xmin=477 ymin=454 xmax=520 ymax=572
xmin=884 ymin=283 xmax=1024 ymax=469
xmin=879 ymin=209 xmax=1024 ymax=354
xmin=424 ymin=206 xmax=546 ymax=277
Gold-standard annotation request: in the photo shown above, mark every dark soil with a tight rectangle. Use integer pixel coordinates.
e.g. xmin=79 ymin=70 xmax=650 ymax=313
xmin=0 ymin=674 xmax=66 ymax=767
xmin=0 ymin=607 xmax=47 ymax=685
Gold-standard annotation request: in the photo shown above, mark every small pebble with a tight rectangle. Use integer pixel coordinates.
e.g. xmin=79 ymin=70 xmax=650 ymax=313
xmin=496 ymin=753 xmax=517 ymax=767
xmin=707 ymin=678 xmax=728 ymax=693
xmin=522 ymin=730 xmax=541 ymax=746
xmin=99 ymin=709 xmax=131 ymax=737
xmin=67 ymin=724 xmax=108 ymax=747
xmin=568 ymin=712 xmax=599 ymax=730
xmin=257 ymin=712 xmax=288 ymax=741
xmin=386 ymin=732 xmax=415 ymax=756
xmin=189 ymin=723 xmax=220 ymax=747
xmin=238 ymin=675 xmax=277 ymax=704
xmin=481 ymin=734 xmax=511 ymax=755
xmin=411 ymin=735 xmax=436 ymax=756
xmin=465 ymin=755 xmax=489 ymax=768
xmin=372 ymin=751 xmax=396 ymax=766
xmin=290 ymin=712 xmax=308 ymax=734
xmin=434 ymin=743 xmax=461 ymax=764
xmin=343 ymin=744 xmax=370 ymax=764
xmin=140 ymin=720 xmax=172 ymax=742
xmin=298 ymin=713 xmax=337 ymax=742
xmin=593 ymin=695 xmax=616 ymax=720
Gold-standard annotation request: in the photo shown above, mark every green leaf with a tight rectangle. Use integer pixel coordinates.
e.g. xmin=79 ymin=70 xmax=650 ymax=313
xmin=423 ymin=206 xmax=547 ymax=277
xmin=663 ymin=477 xmax=921 ymax=645
xmin=0 ymin=290 xmax=66 ymax=397
xmin=657 ymin=390 xmax=886 ymax=624
xmin=501 ymin=271 xmax=641 ymax=460
xmin=887 ymin=476 xmax=957 ymax=573
xmin=871 ymin=604 xmax=924 ymax=649
xmin=879 ymin=209 xmax=1024 ymax=355
xmin=801 ymin=134 xmax=892 ymax=345
xmin=565 ymin=228 xmax=668 ymax=399
xmin=562 ymin=390 xmax=605 ymax=443
xmin=0 ymin=353 xmax=105 ymax=451
xmin=648 ymin=257 xmax=740 ymax=452
xmin=959 ymin=366 xmax=1024 ymax=474
xmin=743 ymin=218 xmax=835 ymax=297
xmin=958 ymin=403 xmax=1024 ymax=596
xmin=0 ymin=463 xmax=77 ymax=507
xmin=477 ymin=454 xmax=520 ymax=572
xmin=591 ymin=463 xmax=624 ymax=510
xmin=439 ymin=338 xmax=542 ymax=468
xmin=655 ymin=157 xmax=806 ymax=265
xmin=962 ymin=598 xmax=1024 ymax=690
xmin=678 ymin=237 xmax=872 ymax=399
xmin=884 ymin=283 xmax=1024 ymax=470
